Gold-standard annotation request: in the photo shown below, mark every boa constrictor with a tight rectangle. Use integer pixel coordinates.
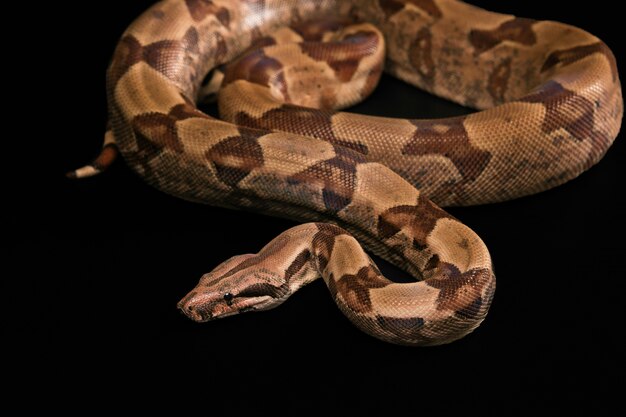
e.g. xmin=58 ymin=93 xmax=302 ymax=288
xmin=72 ymin=0 xmax=621 ymax=346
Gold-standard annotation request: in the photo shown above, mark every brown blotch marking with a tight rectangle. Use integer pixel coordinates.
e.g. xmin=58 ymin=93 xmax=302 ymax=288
xmin=115 ymin=29 xmax=199 ymax=84
xmin=363 ymin=61 xmax=384 ymax=98
xmin=412 ymin=238 xmax=427 ymax=251
xmin=379 ymin=0 xmax=404 ymax=18
xmin=291 ymin=18 xmax=351 ymax=42
xmin=248 ymin=27 xmax=265 ymax=44
xmin=424 ymin=254 xmax=440 ymax=271
xmin=236 ymin=106 xmax=369 ymax=155
xmin=185 ymin=0 xmax=230 ymax=26
xmin=238 ymin=125 xmax=272 ymax=139
xmin=213 ymin=32 xmax=228 ymax=63
xmin=284 ymin=250 xmax=312 ymax=282
xmin=132 ymin=115 xmax=181 ymax=154
xmin=379 ymin=0 xmax=442 ymax=19
xmin=312 ymin=223 xmax=348 ymax=273
xmin=223 ymin=49 xmax=290 ymax=102
xmin=330 ymin=59 xmax=360 ymax=83
xmin=206 ymin=128 xmax=266 ymax=187
xmin=521 ymin=80 xmax=595 ymax=142
xmin=335 ymin=266 xmax=390 ymax=314
xmin=403 ymin=118 xmax=492 ymax=182
xmin=541 ymin=42 xmax=619 ymax=82
xmin=300 ymin=31 xmax=380 ymax=82
xmin=143 ymin=40 xmax=187 ymax=81
xmin=290 ymin=142 xmax=367 ymax=213
xmin=425 ymin=262 xmax=492 ymax=313
xmin=469 ymin=18 xmax=537 ymax=54
xmin=108 ymin=35 xmax=143 ymax=84
xmin=215 ymin=8 xmax=230 ymax=27
xmin=313 ymin=230 xmax=336 ymax=273
xmin=376 ymin=316 xmax=425 ymax=339
xmin=315 ymin=223 xmax=346 ymax=235
xmin=377 ymin=195 xmax=451 ymax=245
xmin=128 ymin=129 xmax=169 ymax=179
xmin=182 ymin=27 xmax=200 ymax=54
xmin=238 ymin=282 xmax=288 ymax=299
xmin=408 ymin=27 xmax=435 ymax=84
xmin=169 ymin=103 xmax=208 ymax=120
xmin=455 ymin=296 xmax=484 ymax=320
xmin=334 ymin=139 xmax=369 ymax=155
xmin=488 ymin=58 xmax=512 ymax=103
xmin=131 ymin=103 xmax=208 ymax=154
xmin=236 ymin=106 xmax=333 ymax=136
xmin=243 ymin=36 xmax=277 ymax=56
xmin=321 ymin=190 xmax=351 ymax=214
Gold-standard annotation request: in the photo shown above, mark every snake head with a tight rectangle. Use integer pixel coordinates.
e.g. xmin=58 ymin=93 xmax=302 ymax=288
xmin=177 ymin=254 xmax=289 ymax=322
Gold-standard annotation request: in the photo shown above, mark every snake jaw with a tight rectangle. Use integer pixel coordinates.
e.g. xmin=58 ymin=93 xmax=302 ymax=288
xmin=177 ymin=288 xmax=274 ymax=322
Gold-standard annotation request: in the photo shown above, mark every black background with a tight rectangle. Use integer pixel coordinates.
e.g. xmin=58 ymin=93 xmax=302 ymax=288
xmin=15 ymin=0 xmax=624 ymax=413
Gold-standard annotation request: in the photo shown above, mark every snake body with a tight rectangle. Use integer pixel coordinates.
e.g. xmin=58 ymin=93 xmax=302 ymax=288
xmin=81 ymin=0 xmax=621 ymax=345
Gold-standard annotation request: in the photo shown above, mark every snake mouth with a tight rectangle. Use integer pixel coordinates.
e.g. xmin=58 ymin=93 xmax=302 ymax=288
xmin=177 ymin=294 xmax=273 ymax=322
xmin=178 ymin=303 xmax=246 ymax=322
xmin=178 ymin=302 xmax=213 ymax=322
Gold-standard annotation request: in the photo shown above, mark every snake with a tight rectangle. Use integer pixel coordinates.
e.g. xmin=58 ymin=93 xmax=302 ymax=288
xmin=70 ymin=0 xmax=621 ymax=346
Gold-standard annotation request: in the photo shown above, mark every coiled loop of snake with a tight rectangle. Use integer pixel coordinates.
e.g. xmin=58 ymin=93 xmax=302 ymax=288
xmin=72 ymin=1 xmax=621 ymax=345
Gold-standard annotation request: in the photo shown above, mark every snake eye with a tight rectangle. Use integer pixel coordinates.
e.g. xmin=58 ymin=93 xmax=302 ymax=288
xmin=223 ymin=292 xmax=234 ymax=305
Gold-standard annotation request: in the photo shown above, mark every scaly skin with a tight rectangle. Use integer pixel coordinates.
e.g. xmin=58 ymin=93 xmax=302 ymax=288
xmin=75 ymin=1 xmax=621 ymax=345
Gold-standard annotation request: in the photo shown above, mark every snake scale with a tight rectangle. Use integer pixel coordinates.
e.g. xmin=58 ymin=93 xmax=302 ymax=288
xmin=72 ymin=0 xmax=621 ymax=345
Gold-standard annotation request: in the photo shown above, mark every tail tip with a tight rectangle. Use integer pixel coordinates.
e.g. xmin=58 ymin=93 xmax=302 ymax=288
xmin=65 ymin=165 xmax=101 ymax=179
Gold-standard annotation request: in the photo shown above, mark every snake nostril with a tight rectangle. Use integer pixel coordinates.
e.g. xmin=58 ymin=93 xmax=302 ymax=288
xmin=187 ymin=305 xmax=194 ymax=311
